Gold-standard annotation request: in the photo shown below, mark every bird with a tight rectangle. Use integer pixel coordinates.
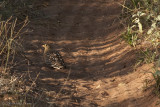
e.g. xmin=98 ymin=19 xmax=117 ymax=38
xmin=42 ymin=44 xmax=66 ymax=69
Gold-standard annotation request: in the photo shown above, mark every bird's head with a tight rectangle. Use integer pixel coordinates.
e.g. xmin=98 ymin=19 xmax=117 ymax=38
xmin=42 ymin=44 xmax=50 ymax=53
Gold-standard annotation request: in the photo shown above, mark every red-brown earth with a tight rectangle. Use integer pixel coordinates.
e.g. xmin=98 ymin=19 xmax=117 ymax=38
xmin=12 ymin=0 xmax=159 ymax=106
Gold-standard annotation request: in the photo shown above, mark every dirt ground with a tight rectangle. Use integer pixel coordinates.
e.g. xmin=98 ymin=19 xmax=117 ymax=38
xmin=14 ymin=0 xmax=159 ymax=106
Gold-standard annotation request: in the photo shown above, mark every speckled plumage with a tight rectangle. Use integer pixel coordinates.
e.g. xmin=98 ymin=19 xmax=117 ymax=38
xmin=42 ymin=44 xmax=66 ymax=69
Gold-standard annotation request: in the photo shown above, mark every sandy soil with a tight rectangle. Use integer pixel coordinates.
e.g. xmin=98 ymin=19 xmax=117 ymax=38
xmin=14 ymin=0 xmax=159 ymax=106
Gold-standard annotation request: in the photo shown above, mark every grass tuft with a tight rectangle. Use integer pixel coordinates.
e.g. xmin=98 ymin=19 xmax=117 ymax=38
xmin=0 ymin=16 xmax=29 ymax=73
xmin=121 ymin=0 xmax=160 ymax=94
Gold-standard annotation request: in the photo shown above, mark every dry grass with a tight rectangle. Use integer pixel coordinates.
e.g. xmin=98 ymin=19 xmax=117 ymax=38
xmin=0 ymin=1 xmax=36 ymax=105
xmin=0 ymin=16 xmax=29 ymax=73
xmin=0 ymin=0 xmax=51 ymax=105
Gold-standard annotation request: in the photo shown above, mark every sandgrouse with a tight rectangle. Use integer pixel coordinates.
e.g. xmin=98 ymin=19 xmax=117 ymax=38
xmin=42 ymin=44 xmax=66 ymax=69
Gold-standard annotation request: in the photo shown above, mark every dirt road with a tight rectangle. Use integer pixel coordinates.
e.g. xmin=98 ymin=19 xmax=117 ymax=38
xmin=20 ymin=0 xmax=156 ymax=106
